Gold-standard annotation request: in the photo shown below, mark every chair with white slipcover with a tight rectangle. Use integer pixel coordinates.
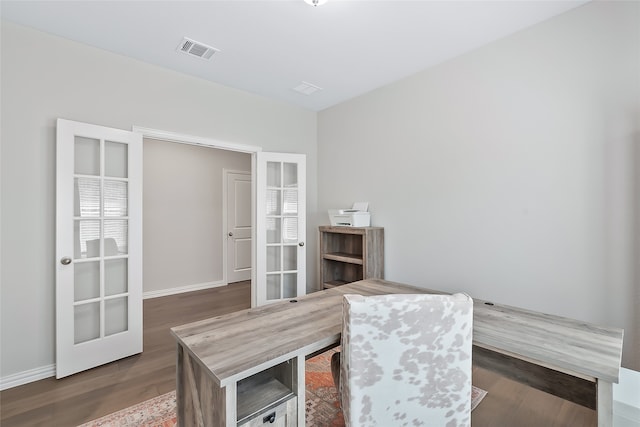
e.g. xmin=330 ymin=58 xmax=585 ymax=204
xmin=338 ymin=293 xmax=473 ymax=427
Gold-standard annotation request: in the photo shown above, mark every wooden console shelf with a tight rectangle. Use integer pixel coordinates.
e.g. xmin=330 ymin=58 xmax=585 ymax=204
xmin=323 ymin=280 xmax=348 ymax=289
xmin=236 ymin=361 xmax=296 ymax=425
xmin=319 ymin=226 xmax=384 ymax=290
xmin=322 ymin=252 xmax=364 ymax=264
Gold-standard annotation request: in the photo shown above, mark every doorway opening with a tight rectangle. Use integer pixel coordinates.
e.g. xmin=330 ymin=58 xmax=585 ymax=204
xmin=134 ymin=126 xmax=261 ymax=303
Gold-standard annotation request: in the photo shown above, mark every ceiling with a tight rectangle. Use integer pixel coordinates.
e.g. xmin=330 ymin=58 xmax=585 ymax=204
xmin=1 ymin=0 xmax=589 ymax=112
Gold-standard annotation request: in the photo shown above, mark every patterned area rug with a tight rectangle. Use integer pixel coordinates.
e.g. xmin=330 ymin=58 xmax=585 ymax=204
xmin=79 ymin=348 xmax=486 ymax=426
xmin=77 ymin=391 xmax=176 ymax=427
xmin=305 ymin=348 xmax=487 ymax=426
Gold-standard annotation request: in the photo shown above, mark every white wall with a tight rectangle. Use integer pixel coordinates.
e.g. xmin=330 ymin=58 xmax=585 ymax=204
xmin=143 ymin=139 xmax=251 ymax=294
xmin=0 ymin=21 xmax=318 ymax=380
xmin=2 ymin=0 xmax=638 ymax=384
xmin=318 ymin=1 xmax=640 ymax=369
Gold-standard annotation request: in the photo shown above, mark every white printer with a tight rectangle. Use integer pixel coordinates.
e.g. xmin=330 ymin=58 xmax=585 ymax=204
xmin=328 ymin=202 xmax=371 ymax=227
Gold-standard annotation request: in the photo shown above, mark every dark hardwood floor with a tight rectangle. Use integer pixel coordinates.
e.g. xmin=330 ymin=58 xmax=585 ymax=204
xmin=0 ymin=281 xmax=252 ymax=427
xmin=472 ymin=365 xmax=595 ymax=426
xmin=0 ymin=281 xmax=596 ymax=426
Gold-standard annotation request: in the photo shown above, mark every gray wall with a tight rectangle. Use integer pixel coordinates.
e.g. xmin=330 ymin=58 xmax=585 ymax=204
xmin=0 ymin=22 xmax=318 ymax=379
xmin=2 ymin=0 xmax=639 ymax=382
xmin=318 ymin=1 xmax=639 ymax=369
xmin=143 ymin=139 xmax=251 ymax=294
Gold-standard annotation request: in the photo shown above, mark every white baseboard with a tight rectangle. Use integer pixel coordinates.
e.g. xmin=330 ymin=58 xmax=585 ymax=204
xmin=0 ymin=364 xmax=55 ymax=391
xmin=615 ymin=401 xmax=640 ymax=426
xmin=1 ymin=282 xmax=227 ymax=391
xmin=143 ymin=280 xmax=227 ymax=299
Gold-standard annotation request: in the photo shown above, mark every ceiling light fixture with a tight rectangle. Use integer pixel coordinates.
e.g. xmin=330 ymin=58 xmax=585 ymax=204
xmin=304 ymin=0 xmax=328 ymax=6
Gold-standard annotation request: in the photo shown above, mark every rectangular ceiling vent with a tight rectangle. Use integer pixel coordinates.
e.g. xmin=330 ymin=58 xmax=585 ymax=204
xmin=293 ymin=81 xmax=323 ymax=96
xmin=177 ymin=37 xmax=219 ymax=60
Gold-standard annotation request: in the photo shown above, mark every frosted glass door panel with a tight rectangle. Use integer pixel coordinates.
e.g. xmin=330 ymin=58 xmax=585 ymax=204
xmin=74 ymin=302 xmax=100 ymax=344
xmin=74 ymin=262 xmax=100 ymax=302
xmin=105 ymin=259 xmax=128 ymax=296
xmin=283 ymin=163 xmax=297 ymax=187
xmin=282 ymin=218 xmax=298 ymax=243
xmin=74 ymin=137 xmax=100 ymax=176
xmin=267 ymin=162 xmax=281 ymax=187
xmin=104 ymin=180 xmax=128 ymax=217
xmin=266 ymin=190 xmax=281 ymax=215
xmin=105 ymin=141 xmax=128 ymax=178
xmin=105 ymin=297 xmax=128 ymax=336
xmin=104 ymin=220 xmax=128 ymax=255
xmin=266 ymin=218 xmax=281 ymax=244
xmin=266 ymin=275 xmax=281 ymax=300
xmin=267 ymin=246 xmax=281 ymax=273
xmin=283 ymin=190 xmax=298 ymax=214
xmin=75 ymin=220 xmax=100 ymax=259
xmin=283 ymin=246 xmax=297 ymax=271
xmin=283 ymin=274 xmax=297 ymax=299
xmin=75 ymin=178 xmax=101 ymax=217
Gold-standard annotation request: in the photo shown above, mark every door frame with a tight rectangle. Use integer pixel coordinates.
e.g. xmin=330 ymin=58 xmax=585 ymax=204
xmin=132 ymin=126 xmax=262 ymax=306
xmin=223 ymin=169 xmax=252 ymax=284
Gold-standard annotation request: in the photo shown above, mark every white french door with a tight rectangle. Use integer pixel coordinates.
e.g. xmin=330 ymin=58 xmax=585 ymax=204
xmin=256 ymin=153 xmax=306 ymax=306
xmin=56 ymin=119 xmax=143 ymax=378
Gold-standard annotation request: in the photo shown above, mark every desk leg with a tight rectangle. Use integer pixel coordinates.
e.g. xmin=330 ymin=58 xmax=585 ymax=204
xmin=177 ymin=344 xmax=229 ymax=427
xmin=596 ymin=380 xmax=613 ymax=427
xmin=296 ymin=354 xmax=306 ymax=427
xmin=225 ymin=382 xmax=237 ymax=426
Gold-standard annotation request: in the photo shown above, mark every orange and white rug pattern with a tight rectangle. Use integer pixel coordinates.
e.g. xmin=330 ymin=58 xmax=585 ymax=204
xmin=79 ymin=348 xmax=486 ymax=427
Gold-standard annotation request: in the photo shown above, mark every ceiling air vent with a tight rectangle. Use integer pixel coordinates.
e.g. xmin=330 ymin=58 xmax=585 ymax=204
xmin=177 ymin=37 xmax=219 ymax=60
xmin=293 ymin=81 xmax=323 ymax=96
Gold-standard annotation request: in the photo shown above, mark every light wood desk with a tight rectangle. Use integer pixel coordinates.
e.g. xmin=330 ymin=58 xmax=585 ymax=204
xmin=171 ymin=279 xmax=623 ymax=427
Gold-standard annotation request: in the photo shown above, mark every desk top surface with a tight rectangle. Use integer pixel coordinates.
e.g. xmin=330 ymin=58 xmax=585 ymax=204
xmin=171 ymin=279 xmax=623 ymax=387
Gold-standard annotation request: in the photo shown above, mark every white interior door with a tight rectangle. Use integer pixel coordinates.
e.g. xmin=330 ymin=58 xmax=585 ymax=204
xmin=226 ymin=170 xmax=251 ymax=283
xmin=56 ymin=119 xmax=143 ymax=378
xmin=256 ymin=153 xmax=306 ymax=306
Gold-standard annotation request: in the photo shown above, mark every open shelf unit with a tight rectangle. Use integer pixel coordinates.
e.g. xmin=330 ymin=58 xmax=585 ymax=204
xmin=319 ymin=226 xmax=384 ymax=290
xmin=237 ymin=359 xmax=297 ymax=426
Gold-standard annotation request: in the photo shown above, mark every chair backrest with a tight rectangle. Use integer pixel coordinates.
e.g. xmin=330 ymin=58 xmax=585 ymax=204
xmin=340 ymin=293 xmax=473 ymax=427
